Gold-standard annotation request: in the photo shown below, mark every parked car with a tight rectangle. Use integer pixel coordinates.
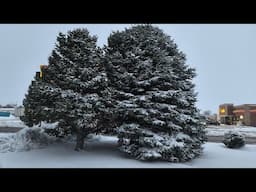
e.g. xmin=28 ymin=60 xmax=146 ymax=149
xmin=199 ymin=115 xmax=207 ymax=125
xmin=206 ymin=118 xmax=220 ymax=125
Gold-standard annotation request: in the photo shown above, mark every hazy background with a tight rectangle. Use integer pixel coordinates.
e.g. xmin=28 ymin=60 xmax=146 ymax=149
xmin=1 ymin=24 xmax=256 ymax=113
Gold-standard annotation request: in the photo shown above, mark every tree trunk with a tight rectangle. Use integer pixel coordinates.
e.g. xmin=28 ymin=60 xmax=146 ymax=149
xmin=75 ymin=133 xmax=85 ymax=151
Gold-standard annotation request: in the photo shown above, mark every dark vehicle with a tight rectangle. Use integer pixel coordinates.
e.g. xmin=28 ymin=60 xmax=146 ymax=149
xmin=199 ymin=115 xmax=207 ymax=125
xmin=206 ymin=118 xmax=220 ymax=125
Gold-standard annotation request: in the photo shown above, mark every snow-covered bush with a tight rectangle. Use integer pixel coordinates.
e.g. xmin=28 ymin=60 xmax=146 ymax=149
xmin=0 ymin=127 xmax=56 ymax=153
xmin=223 ymin=131 xmax=245 ymax=149
xmin=0 ymin=133 xmax=16 ymax=153
xmin=15 ymin=127 xmax=55 ymax=150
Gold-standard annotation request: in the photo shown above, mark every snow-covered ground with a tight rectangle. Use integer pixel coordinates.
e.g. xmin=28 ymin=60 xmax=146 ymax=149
xmin=206 ymin=125 xmax=256 ymax=137
xmin=0 ymin=118 xmax=256 ymax=168
xmin=0 ymin=132 xmax=255 ymax=168
xmin=0 ymin=115 xmax=24 ymax=128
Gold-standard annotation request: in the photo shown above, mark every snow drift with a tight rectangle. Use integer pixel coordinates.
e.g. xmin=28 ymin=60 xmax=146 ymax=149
xmin=0 ymin=127 xmax=56 ymax=153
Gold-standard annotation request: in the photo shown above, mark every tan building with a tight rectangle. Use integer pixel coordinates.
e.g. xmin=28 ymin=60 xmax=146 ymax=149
xmin=219 ymin=103 xmax=256 ymax=127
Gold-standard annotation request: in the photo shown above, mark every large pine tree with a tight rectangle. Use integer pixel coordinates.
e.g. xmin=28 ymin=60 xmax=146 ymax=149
xmin=104 ymin=25 xmax=206 ymax=162
xmin=22 ymin=28 xmax=110 ymax=150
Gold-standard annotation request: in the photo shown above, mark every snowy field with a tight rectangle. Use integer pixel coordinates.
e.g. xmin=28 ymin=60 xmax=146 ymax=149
xmin=0 ymin=115 xmax=24 ymax=128
xmin=206 ymin=125 xmax=256 ymax=137
xmin=0 ymin=132 xmax=255 ymax=168
xmin=1 ymin=116 xmax=256 ymax=168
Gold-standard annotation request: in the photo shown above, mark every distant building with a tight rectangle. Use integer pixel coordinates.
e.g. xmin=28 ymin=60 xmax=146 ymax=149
xmin=0 ymin=106 xmax=24 ymax=117
xmin=0 ymin=108 xmax=15 ymax=115
xmin=219 ymin=103 xmax=256 ymax=127
xmin=14 ymin=106 xmax=24 ymax=117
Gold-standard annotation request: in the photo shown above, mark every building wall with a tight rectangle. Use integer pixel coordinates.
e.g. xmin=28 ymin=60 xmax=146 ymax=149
xmin=249 ymin=113 xmax=256 ymax=126
xmin=245 ymin=111 xmax=256 ymax=127
xmin=219 ymin=104 xmax=256 ymax=127
xmin=219 ymin=104 xmax=234 ymax=116
xmin=233 ymin=111 xmax=244 ymax=125
xmin=236 ymin=105 xmax=256 ymax=126
xmin=244 ymin=107 xmax=251 ymax=126
xmin=219 ymin=104 xmax=234 ymax=124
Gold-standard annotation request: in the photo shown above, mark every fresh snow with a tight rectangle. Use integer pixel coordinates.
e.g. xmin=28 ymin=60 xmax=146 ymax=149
xmin=0 ymin=127 xmax=56 ymax=153
xmin=0 ymin=133 xmax=255 ymax=168
xmin=152 ymin=120 xmax=165 ymax=126
xmin=0 ymin=115 xmax=24 ymax=128
xmin=139 ymin=96 xmax=146 ymax=101
xmin=0 ymin=115 xmax=17 ymax=120
xmin=1 ymin=118 xmax=256 ymax=168
xmin=39 ymin=121 xmax=59 ymax=129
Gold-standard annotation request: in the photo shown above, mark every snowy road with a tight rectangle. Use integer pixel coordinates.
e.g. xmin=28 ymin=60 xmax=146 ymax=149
xmin=205 ymin=125 xmax=256 ymax=143
xmin=0 ymin=127 xmax=23 ymax=133
xmin=207 ymin=135 xmax=256 ymax=144
xmin=206 ymin=125 xmax=256 ymax=137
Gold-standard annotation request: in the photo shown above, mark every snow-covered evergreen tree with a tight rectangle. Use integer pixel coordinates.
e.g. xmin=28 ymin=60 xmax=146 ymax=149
xmin=104 ymin=25 xmax=206 ymax=162
xmin=21 ymin=78 xmax=54 ymax=128
xmin=22 ymin=28 xmax=110 ymax=150
xmin=44 ymin=29 xmax=107 ymax=94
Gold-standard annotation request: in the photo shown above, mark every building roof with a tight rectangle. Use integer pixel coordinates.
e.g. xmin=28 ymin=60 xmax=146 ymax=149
xmin=232 ymin=109 xmax=256 ymax=113
xmin=220 ymin=103 xmax=233 ymax=105
xmin=233 ymin=109 xmax=245 ymax=113
xmin=235 ymin=104 xmax=256 ymax=107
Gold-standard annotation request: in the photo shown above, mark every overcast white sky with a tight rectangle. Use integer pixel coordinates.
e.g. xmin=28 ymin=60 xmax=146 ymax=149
xmin=1 ymin=24 xmax=256 ymax=113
